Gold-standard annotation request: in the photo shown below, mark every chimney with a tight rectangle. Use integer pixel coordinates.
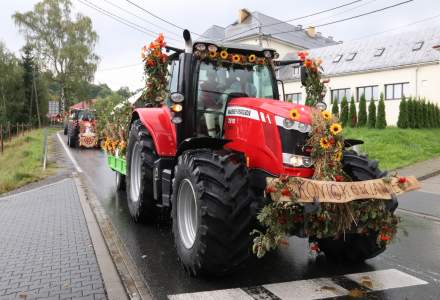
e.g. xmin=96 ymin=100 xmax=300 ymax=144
xmin=297 ymin=25 xmax=303 ymax=30
xmin=238 ymin=9 xmax=251 ymax=24
xmin=306 ymin=26 xmax=316 ymax=38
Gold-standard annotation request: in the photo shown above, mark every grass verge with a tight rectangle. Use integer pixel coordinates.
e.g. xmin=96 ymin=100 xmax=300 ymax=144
xmin=344 ymin=127 xmax=440 ymax=171
xmin=0 ymin=128 xmax=57 ymax=195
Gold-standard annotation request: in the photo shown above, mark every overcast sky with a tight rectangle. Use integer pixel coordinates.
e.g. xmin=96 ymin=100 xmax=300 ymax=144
xmin=1 ymin=0 xmax=440 ymax=91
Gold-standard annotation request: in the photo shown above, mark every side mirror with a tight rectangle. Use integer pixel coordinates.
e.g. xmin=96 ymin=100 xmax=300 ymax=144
xmin=300 ymin=66 xmax=308 ymax=86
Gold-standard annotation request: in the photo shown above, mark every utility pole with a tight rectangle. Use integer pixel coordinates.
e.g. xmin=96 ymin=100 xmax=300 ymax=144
xmin=32 ymin=69 xmax=41 ymax=128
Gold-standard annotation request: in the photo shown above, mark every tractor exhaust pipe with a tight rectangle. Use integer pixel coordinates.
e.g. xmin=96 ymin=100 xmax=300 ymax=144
xmin=183 ymin=29 xmax=192 ymax=54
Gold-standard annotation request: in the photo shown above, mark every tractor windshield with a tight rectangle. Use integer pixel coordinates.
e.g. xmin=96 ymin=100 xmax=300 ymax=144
xmin=196 ymin=61 xmax=275 ymax=137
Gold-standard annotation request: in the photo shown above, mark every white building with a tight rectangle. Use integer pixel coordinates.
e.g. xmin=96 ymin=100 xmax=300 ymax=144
xmin=278 ymin=27 xmax=440 ymax=125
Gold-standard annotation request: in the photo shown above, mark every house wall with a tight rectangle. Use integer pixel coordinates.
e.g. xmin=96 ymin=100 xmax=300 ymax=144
xmin=281 ymin=63 xmax=440 ymax=125
xmin=234 ymin=37 xmax=300 ymax=58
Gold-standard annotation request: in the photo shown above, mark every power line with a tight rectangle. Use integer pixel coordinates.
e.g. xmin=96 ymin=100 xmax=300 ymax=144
xmin=270 ymin=0 xmax=414 ymax=36
xmin=219 ymin=0 xmax=364 ymax=41
xmin=101 ymin=0 xmax=181 ymax=38
xmin=124 ymin=0 xmax=205 ymax=38
xmin=75 ymin=0 xmax=181 ymax=42
xmin=348 ymin=13 xmax=440 ymax=42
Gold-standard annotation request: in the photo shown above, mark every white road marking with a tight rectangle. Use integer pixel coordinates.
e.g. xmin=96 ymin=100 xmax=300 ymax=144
xmin=264 ymin=277 xmax=348 ymax=299
xmin=168 ymin=288 xmax=253 ymax=300
xmin=168 ymin=269 xmax=429 ymax=300
xmin=56 ymin=132 xmax=83 ymax=173
xmin=345 ymin=268 xmax=428 ymax=291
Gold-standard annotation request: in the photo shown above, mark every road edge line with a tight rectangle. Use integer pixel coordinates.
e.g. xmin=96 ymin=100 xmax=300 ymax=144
xmin=397 ymin=208 xmax=440 ymax=224
xmin=74 ymin=173 xmax=153 ymax=300
xmin=56 ymin=132 xmax=83 ymax=173
xmin=73 ymin=174 xmax=129 ymax=300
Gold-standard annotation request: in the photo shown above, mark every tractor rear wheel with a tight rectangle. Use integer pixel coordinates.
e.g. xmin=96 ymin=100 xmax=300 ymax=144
xmin=67 ymin=127 xmax=77 ymax=148
xmin=315 ymin=151 xmax=390 ymax=263
xmin=125 ymin=120 xmax=157 ymax=222
xmin=171 ymin=149 xmax=256 ymax=276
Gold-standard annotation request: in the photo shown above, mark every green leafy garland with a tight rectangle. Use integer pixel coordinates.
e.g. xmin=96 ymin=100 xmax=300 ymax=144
xmin=297 ymin=51 xmax=328 ymax=107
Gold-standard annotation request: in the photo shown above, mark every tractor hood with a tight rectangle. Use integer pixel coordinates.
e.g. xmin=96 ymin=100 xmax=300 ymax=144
xmin=227 ymin=97 xmax=313 ymax=125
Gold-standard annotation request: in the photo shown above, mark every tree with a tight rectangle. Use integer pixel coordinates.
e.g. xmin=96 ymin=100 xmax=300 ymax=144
xmin=331 ymin=98 xmax=339 ymax=118
xmin=367 ymin=98 xmax=376 ymax=129
xmin=340 ymin=96 xmax=349 ymax=126
xmin=348 ymin=96 xmax=357 ymax=127
xmin=376 ymin=93 xmax=387 ymax=129
xmin=13 ymin=0 xmax=99 ymax=112
xmin=407 ymin=97 xmax=414 ymax=128
xmin=357 ymin=94 xmax=367 ymax=127
xmin=397 ymin=96 xmax=408 ymax=128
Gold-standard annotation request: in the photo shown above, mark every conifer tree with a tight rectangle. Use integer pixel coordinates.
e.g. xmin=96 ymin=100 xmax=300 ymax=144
xmin=376 ymin=93 xmax=386 ymax=129
xmin=357 ymin=94 xmax=367 ymax=127
xmin=407 ymin=97 xmax=414 ymax=128
xmin=367 ymin=98 xmax=376 ymax=129
xmin=331 ymin=97 xmax=339 ymax=118
xmin=348 ymin=96 xmax=357 ymax=127
xmin=340 ymin=96 xmax=349 ymax=126
xmin=397 ymin=96 xmax=408 ymax=128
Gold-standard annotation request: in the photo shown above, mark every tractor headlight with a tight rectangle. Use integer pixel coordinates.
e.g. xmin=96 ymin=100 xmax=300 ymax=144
xmin=315 ymin=101 xmax=327 ymax=111
xmin=264 ymin=50 xmax=272 ymax=58
xmin=171 ymin=92 xmax=184 ymax=103
xmin=282 ymin=153 xmax=313 ymax=168
xmin=282 ymin=118 xmax=295 ymax=129
xmin=208 ymin=45 xmax=217 ymax=52
xmin=85 ymin=126 xmax=92 ymax=133
xmin=195 ymin=43 xmax=206 ymax=51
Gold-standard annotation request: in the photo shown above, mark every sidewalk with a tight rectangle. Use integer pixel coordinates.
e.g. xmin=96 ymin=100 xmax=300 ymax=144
xmin=393 ymin=156 xmax=440 ymax=180
xmin=0 ymin=179 xmax=106 ymax=300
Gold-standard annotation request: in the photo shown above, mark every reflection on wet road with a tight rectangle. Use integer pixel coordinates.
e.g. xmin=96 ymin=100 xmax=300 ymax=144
xmin=59 ymin=136 xmax=440 ymax=300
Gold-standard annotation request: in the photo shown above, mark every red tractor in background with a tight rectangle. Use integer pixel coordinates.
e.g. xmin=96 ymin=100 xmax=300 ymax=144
xmin=118 ymin=30 xmax=396 ymax=276
xmin=66 ymin=108 xmax=98 ymax=148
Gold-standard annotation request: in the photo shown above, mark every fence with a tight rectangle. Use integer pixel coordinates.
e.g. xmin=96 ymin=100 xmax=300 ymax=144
xmin=0 ymin=123 xmax=33 ymax=154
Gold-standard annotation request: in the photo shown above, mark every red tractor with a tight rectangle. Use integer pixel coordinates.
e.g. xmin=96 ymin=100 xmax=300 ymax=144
xmin=120 ymin=31 xmax=397 ymax=276
xmin=66 ymin=108 xmax=98 ymax=148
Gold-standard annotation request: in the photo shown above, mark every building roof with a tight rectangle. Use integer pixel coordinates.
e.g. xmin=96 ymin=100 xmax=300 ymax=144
xmin=279 ymin=26 xmax=440 ymax=81
xmin=70 ymin=99 xmax=97 ymax=110
xmin=201 ymin=11 xmax=338 ymax=49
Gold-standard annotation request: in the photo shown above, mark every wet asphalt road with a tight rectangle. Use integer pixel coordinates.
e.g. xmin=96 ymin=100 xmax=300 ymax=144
xmin=57 ymin=134 xmax=440 ymax=300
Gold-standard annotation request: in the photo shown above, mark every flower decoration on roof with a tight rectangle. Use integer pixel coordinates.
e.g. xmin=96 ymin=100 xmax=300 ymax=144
xmin=194 ymin=44 xmax=268 ymax=66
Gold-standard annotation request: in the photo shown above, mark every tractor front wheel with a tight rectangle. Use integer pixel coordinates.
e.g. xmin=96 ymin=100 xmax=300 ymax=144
xmin=315 ymin=151 xmax=390 ymax=263
xmin=125 ymin=120 xmax=157 ymax=222
xmin=171 ymin=149 xmax=256 ymax=276
xmin=67 ymin=127 xmax=77 ymax=148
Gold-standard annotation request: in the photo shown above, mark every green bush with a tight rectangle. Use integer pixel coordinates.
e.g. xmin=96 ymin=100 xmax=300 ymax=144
xmin=397 ymin=96 xmax=408 ymax=128
xmin=340 ymin=96 xmax=349 ymax=126
xmin=357 ymin=94 xmax=367 ymax=127
xmin=331 ymin=98 xmax=339 ymax=118
xmin=376 ymin=93 xmax=386 ymax=129
xmin=407 ymin=97 xmax=415 ymax=128
xmin=348 ymin=96 xmax=357 ymax=127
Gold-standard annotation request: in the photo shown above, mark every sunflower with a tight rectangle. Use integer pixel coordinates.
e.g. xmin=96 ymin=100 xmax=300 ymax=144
xmin=330 ymin=123 xmax=342 ymax=135
xmin=232 ymin=54 xmax=241 ymax=63
xmin=335 ymin=151 xmax=342 ymax=161
xmin=321 ymin=111 xmax=332 ymax=121
xmin=209 ymin=50 xmax=217 ymax=58
xmin=289 ymin=108 xmax=300 ymax=120
xmin=220 ymin=50 xmax=228 ymax=59
xmin=320 ymin=137 xmax=331 ymax=149
xmin=248 ymin=54 xmax=256 ymax=63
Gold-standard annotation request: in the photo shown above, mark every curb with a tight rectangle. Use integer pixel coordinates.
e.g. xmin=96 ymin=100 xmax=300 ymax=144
xmin=74 ymin=173 xmax=153 ymax=300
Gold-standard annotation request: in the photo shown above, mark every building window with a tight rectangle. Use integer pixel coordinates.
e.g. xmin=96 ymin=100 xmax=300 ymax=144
xmin=286 ymin=93 xmax=302 ymax=103
xmin=374 ymin=48 xmax=385 ymax=57
xmin=385 ymin=83 xmax=409 ymax=100
xmin=412 ymin=41 xmax=424 ymax=51
xmin=292 ymin=66 xmax=300 ymax=76
xmin=333 ymin=54 xmax=343 ymax=63
xmin=346 ymin=52 xmax=357 ymax=61
xmin=331 ymin=88 xmax=351 ymax=103
xmin=357 ymin=86 xmax=379 ymax=101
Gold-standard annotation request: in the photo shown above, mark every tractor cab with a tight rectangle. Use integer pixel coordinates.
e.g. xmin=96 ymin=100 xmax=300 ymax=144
xmin=165 ymin=32 xmax=303 ymax=144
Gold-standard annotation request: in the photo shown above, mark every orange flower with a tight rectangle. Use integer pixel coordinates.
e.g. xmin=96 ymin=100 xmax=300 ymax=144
xmin=297 ymin=51 xmax=308 ymax=61
xmin=379 ymin=234 xmax=391 ymax=242
xmin=147 ymin=59 xmax=155 ymax=67
xmin=161 ymin=53 xmax=168 ymax=63
xmin=289 ymin=108 xmax=300 ymax=120
xmin=304 ymin=59 xmax=313 ymax=68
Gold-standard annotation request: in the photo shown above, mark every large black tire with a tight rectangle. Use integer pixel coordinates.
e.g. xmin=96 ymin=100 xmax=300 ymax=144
xmin=67 ymin=126 xmax=77 ymax=148
xmin=171 ymin=149 xmax=256 ymax=276
xmin=125 ymin=120 xmax=157 ymax=222
xmin=63 ymin=125 xmax=68 ymax=135
xmin=316 ymin=151 xmax=389 ymax=263
xmin=115 ymin=172 xmax=126 ymax=191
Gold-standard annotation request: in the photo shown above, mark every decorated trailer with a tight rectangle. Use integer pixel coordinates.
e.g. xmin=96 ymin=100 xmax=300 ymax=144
xmin=100 ymin=32 xmax=420 ymax=277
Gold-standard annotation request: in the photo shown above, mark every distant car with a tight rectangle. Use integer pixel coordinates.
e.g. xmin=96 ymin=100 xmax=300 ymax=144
xmin=67 ymin=109 xmax=98 ymax=148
